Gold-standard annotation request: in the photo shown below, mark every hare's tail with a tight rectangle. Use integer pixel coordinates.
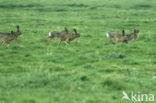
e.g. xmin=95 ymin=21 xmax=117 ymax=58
xmin=106 ymin=32 xmax=109 ymax=38
xmin=49 ymin=32 xmax=52 ymax=37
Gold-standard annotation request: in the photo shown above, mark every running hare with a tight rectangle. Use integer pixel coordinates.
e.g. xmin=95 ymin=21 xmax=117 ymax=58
xmin=58 ymin=28 xmax=80 ymax=45
xmin=0 ymin=25 xmax=22 ymax=44
xmin=47 ymin=27 xmax=68 ymax=44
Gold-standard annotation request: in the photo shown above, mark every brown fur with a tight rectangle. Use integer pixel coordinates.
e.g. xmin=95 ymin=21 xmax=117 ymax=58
xmin=0 ymin=31 xmax=15 ymax=45
xmin=47 ymin=27 xmax=69 ymax=44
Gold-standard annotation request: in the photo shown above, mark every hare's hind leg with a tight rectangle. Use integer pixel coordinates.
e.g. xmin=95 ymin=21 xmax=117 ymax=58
xmin=1 ymin=40 xmax=9 ymax=46
xmin=1 ymin=40 xmax=6 ymax=46
xmin=3 ymin=41 xmax=11 ymax=47
xmin=110 ymin=38 xmax=116 ymax=44
xmin=0 ymin=40 xmax=3 ymax=46
xmin=6 ymin=40 xmax=11 ymax=45
xmin=64 ymin=41 xmax=69 ymax=45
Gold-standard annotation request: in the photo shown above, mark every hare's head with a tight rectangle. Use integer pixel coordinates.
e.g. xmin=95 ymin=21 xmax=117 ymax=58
xmin=16 ymin=25 xmax=22 ymax=35
xmin=133 ymin=29 xmax=139 ymax=40
xmin=73 ymin=29 xmax=80 ymax=38
xmin=134 ymin=29 xmax=139 ymax=33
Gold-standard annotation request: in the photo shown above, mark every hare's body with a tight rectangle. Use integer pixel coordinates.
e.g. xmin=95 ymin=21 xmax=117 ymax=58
xmin=0 ymin=31 xmax=15 ymax=45
xmin=106 ymin=31 xmax=118 ymax=38
xmin=106 ymin=30 xmax=125 ymax=44
xmin=47 ymin=27 xmax=68 ymax=44
xmin=0 ymin=32 xmax=11 ymax=39
xmin=58 ymin=29 xmax=80 ymax=45
xmin=0 ymin=32 xmax=12 ymax=44
xmin=48 ymin=31 xmax=61 ymax=38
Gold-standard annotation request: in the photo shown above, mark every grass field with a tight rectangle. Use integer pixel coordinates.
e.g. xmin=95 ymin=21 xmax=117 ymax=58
xmin=0 ymin=0 xmax=156 ymax=103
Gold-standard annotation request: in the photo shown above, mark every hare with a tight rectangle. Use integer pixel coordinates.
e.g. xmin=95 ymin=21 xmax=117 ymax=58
xmin=0 ymin=31 xmax=15 ymax=45
xmin=106 ymin=29 xmax=125 ymax=44
xmin=124 ymin=29 xmax=140 ymax=43
xmin=47 ymin=27 xmax=69 ymax=44
xmin=0 ymin=25 xmax=22 ymax=44
xmin=58 ymin=28 xmax=80 ymax=45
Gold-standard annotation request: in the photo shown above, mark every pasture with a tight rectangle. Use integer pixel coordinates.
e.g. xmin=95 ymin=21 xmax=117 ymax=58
xmin=0 ymin=0 xmax=156 ymax=103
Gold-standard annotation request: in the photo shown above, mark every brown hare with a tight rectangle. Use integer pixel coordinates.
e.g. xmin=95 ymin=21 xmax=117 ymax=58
xmin=47 ymin=27 xmax=69 ymax=44
xmin=58 ymin=28 xmax=80 ymax=45
xmin=0 ymin=25 xmax=22 ymax=44
xmin=106 ymin=29 xmax=125 ymax=44
xmin=0 ymin=31 xmax=15 ymax=45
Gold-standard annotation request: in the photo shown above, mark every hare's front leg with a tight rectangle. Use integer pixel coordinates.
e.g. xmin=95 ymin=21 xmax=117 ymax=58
xmin=110 ymin=38 xmax=116 ymax=44
xmin=58 ymin=40 xmax=62 ymax=45
xmin=64 ymin=39 xmax=70 ymax=45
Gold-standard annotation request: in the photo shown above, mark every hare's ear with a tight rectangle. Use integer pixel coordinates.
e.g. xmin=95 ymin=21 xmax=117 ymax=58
xmin=122 ymin=28 xmax=125 ymax=33
xmin=11 ymin=31 xmax=14 ymax=34
xmin=73 ymin=29 xmax=77 ymax=33
xmin=16 ymin=25 xmax=20 ymax=31
xmin=64 ymin=27 xmax=68 ymax=32
xmin=122 ymin=28 xmax=125 ymax=36
xmin=17 ymin=25 xmax=19 ymax=29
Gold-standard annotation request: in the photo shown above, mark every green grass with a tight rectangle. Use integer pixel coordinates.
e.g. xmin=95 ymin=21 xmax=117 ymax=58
xmin=0 ymin=0 xmax=156 ymax=103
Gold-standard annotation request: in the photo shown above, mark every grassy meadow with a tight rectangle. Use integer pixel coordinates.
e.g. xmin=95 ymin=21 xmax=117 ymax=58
xmin=0 ymin=0 xmax=156 ymax=103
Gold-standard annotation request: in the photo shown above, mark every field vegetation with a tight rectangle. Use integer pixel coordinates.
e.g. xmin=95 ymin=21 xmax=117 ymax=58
xmin=0 ymin=0 xmax=156 ymax=103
